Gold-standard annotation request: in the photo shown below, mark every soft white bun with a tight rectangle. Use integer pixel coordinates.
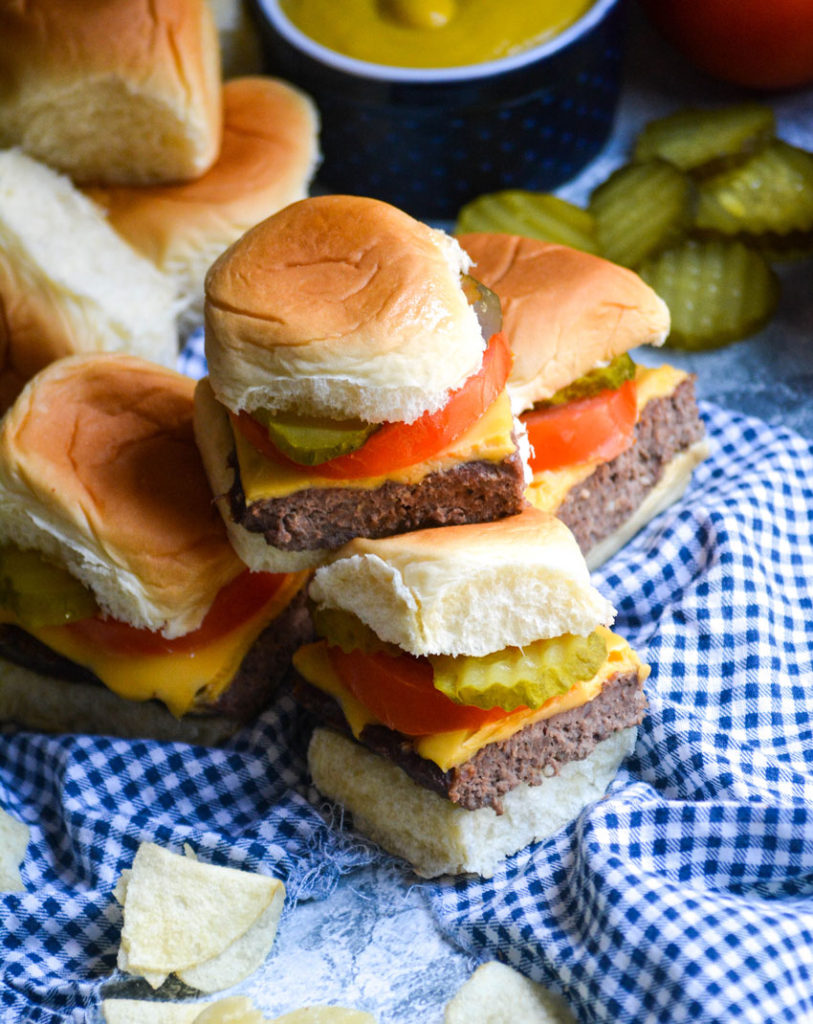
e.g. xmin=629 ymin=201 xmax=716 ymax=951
xmin=204 ymin=195 xmax=485 ymax=424
xmin=458 ymin=234 xmax=670 ymax=412
xmin=0 ymin=355 xmax=244 ymax=638
xmin=0 ymin=0 xmax=222 ymax=185
xmin=0 ymin=150 xmax=178 ymax=413
xmin=308 ymin=507 xmax=615 ymax=658
xmin=444 ymin=962 xmax=578 ymax=1024
xmin=86 ymin=77 xmax=320 ymax=333
xmin=193 ymin=376 xmax=331 ymax=572
xmin=309 ymin=726 xmax=637 ymax=878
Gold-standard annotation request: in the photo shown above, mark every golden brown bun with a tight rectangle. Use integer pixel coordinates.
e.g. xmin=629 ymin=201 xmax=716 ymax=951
xmin=0 ymin=149 xmax=178 ymax=415
xmin=204 ymin=195 xmax=485 ymax=424
xmin=86 ymin=77 xmax=320 ymax=332
xmin=308 ymin=507 xmax=616 ymax=657
xmin=0 ymin=0 xmax=222 ymax=185
xmin=458 ymin=234 xmax=670 ymax=412
xmin=0 ymin=354 xmax=244 ymax=638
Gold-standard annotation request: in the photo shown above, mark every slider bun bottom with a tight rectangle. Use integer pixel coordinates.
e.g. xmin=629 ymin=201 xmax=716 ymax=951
xmin=0 ymin=659 xmax=237 ymax=745
xmin=308 ymin=726 xmax=637 ymax=879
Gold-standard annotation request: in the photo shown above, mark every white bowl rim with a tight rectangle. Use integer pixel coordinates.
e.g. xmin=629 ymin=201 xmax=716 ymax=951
xmin=255 ymin=0 xmax=623 ymax=84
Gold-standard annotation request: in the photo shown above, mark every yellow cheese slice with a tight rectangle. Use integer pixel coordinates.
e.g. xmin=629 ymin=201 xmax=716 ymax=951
xmin=293 ymin=627 xmax=648 ymax=773
xmin=236 ymin=390 xmax=517 ymax=502
xmin=525 ymin=363 xmax=689 ymax=515
xmin=13 ymin=572 xmax=309 ymax=717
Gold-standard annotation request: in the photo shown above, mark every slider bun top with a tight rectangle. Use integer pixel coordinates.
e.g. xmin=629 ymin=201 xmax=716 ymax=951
xmin=85 ymin=77 xmax=320 ymax=330
xmin=0 ymin=0 xmax=221 ymax=185
xmin=204 ymin=195 xmax=486 ymax=425
xmin=308 ymin=507 xmax=615 ymax=658
xmin=458 ymin=233 xmax=670 ymax=413
xmin=0 ymin=355 xmax=244 ymax=639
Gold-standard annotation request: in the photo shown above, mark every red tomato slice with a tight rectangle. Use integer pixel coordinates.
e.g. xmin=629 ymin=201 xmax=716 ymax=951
xmin=64 ymin=569 xmax=287 ymax=657
xmin=328 ymin=646 xmax=510 ymax=737
xmin=524 ymin=380 xmax=638 ymax=474
xmin=233 ymin=332 xmax=512 ymax=480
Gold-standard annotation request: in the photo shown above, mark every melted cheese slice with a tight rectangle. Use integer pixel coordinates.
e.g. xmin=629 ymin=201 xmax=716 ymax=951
xmin=6 ymin=572 xmax=309 ymax=718
xmin=236 ymin=390 xmax=517 ymax=502
xmin=525 ymin=363 xmax=689 ymax=514
xmin=294 ymin=626 xmax=648 ymax=773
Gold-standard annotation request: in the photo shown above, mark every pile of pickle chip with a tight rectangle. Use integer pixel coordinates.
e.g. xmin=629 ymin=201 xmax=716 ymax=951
xmin=456 ymin=104 xmax=813 ymax=350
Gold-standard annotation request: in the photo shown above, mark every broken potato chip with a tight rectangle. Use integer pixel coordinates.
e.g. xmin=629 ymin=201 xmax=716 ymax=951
xmin=101 ymin=998 xmax=376 ymax=1024
xmin=0 ymin=806 xmax=29 ymax=892
xmin=444 ymin=962 xmax=577 ymax=1024
xmin=114 ymin=842 xmax=285 ymax=993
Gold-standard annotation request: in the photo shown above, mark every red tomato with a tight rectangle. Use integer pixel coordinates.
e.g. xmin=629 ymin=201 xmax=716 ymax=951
xmin=328 ymin=646 xmax=510 ymax=737
xmin=639 ymin=0 xmax=813 ymax=90
xmin=524 ymin=380 xmax=638 ymax=474
xmin=233 ymin=332 xmax=512 ymax=480
xmin=64 ymin=569 xmax=287 ymax=657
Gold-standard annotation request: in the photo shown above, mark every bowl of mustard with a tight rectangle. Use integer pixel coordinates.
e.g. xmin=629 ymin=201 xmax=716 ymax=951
xmin=252 ymin=0 xmax=626 ymax=219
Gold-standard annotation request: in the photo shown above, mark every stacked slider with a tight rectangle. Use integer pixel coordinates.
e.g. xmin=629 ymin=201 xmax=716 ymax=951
xmin=458 ymin=233 xmax=710 ymax=568
xmin=0 ymin=355 xmax=311 ymax=742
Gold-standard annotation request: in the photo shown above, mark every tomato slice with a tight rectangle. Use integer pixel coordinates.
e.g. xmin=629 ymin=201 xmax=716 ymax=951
xmin=233 ymin=332 xmax=512 ymax=480
xmin=524 ymin=379 xmax=638 ymax=474
xmin=328 ymin=645 xmax=510 ymax=737
xmin=63 ymin=569 xmax=288 ymax=657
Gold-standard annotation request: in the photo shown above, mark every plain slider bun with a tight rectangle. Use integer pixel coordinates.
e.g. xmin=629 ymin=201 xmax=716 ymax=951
xmin=0 ymin=354 xmax=242 ymax=638
xmin=309 ymin=725 xmax=637 ymax=879
xmin=204 ymin=195 xmax=486 ymax=424
xmin=458 ymin=233 xmax=670 ymax=412
xmin=0 ymin=150 xmax=178 ymax=414
xmin=0 ymin=0 xmax=222 ymax=185
xmin=308 ymin=507 xmax=616 ymax=658
xmin=86 ymin=77 xmax=320 ymax=333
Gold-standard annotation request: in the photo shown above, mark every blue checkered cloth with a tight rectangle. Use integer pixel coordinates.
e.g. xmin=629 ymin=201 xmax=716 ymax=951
xmin=2 ymin=330 xmax=812 ymax=1023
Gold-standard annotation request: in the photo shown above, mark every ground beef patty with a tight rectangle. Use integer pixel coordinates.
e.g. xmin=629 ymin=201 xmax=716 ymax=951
xmin=228 ymin=448 xmax=528 ymax=552
xmin=556 ymin=377 xmax=705 ymax=555
xmin=296 ymin=668 xmax=646 ymax=814
xmin=0 ymin=586 xmax=313 ymax=724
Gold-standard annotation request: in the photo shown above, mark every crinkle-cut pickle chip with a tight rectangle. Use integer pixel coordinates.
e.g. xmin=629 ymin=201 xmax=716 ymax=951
xmin=252 ymin=408 xmax=379 ymax=466
xmin=638 ymin=238 xmax=780 ymax=351
xmin=536 ymin=353 xmax=636 ymax=409
xmin=633 ymin=104 xmax=776 ymax=174
xmin=695 ymin=140 xmax=813 ymax=237
xmin=455 ymin=190 xmax=599 ymax=254
xmin=589 ymin=159 xmax=694 ymax=269
xmin=0 ymin=545 xmax=98 ymax=628
xmin=430 ymin=630 xmax=607 ymax=712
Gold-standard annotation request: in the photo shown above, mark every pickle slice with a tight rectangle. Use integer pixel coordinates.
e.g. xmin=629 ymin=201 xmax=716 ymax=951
xmin=695 ymin=140 xmax=813 ymax=237
xmin=638 ymin=238 xmax=779 ymax=350
xmin=0 ymin=545 xmax=97 ymax=628
xmin=590 ymin=159 xmax=694 ymax=269
xmin=252 ymin=409 xmax=378 ymax=466
xmin=430 ymin=631 xmax=607 ymax=712
xmin=536 ymin=353 xmax=636 ymax=409
xmin=633 ymin=104 xmax=775 ymax=175
xmin=455 ymin=190 xmax=599 ymax=254
xmin=462 ymin=272 xmax=502 ymax=340
xmin=312 ymin=606 xmax=394 ymax=655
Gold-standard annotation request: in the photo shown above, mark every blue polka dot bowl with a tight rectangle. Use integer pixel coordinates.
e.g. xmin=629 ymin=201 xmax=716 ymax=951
xmin=252 ymin=0 xmax=625 ymax=220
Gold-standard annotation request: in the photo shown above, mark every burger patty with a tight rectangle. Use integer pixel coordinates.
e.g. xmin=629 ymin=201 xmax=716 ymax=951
xmin=228 ymin=448 xmax=528 ymax=551
xmin=0 ymin=586 xmax=313 ymax=723
xmin=295 ymin=669 xmax=646 ymax=814
xmin=556 ymin=377 xmax=705 ymax=555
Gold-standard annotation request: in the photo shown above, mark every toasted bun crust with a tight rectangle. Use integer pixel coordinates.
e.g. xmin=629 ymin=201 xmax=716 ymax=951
xmin=0 ymin=150 xmax=178 ymax=415
xmin=86 ymin=78 xmax=320 ymax=332
xmin=458 ymin=234 xmax=670 ymax=412
xmin=204 ymin=195 xmax=485 ymax=424
xmin=308 ymin=507 xmax=615 ymax=657
xmin=308 ymin=726 xmax=637 ymax=878
xmin=0 ymin=0 xmax=222 ymax=185
xmin=0 ymin=355 xmax=244 ymax=637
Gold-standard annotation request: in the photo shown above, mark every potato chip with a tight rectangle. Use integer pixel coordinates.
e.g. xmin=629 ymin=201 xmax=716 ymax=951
xmin=193 ymin=997 xmax=266 ymax=1023
xmin=444 ymin=961 xmax=577 ymax=1024
xmin=115 ymin=842 xmax=285 ymax=992
xmin=102 ymin=999 xmax=214 ymax=1024
xmin=0 ymin=806 xmax=29 ymax=892
xmin=272 ymin=1010 xmax=377 ymax=1024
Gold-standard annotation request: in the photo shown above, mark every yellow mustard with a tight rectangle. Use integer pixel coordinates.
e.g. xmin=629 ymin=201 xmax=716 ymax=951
xmin=280 ymin=0 xmax=595 ymax=68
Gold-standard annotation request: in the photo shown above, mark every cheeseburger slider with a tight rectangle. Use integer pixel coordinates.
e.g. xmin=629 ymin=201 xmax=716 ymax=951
xmin=458 ymin=233 xmax=710 ymax=569
xmin=195 ymin=195 xmax=529 ymax=573
xmin=294 ymin=508 xmax=649 ymax=878
xmin=0 ymin=355 xmax=310 ymax=743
